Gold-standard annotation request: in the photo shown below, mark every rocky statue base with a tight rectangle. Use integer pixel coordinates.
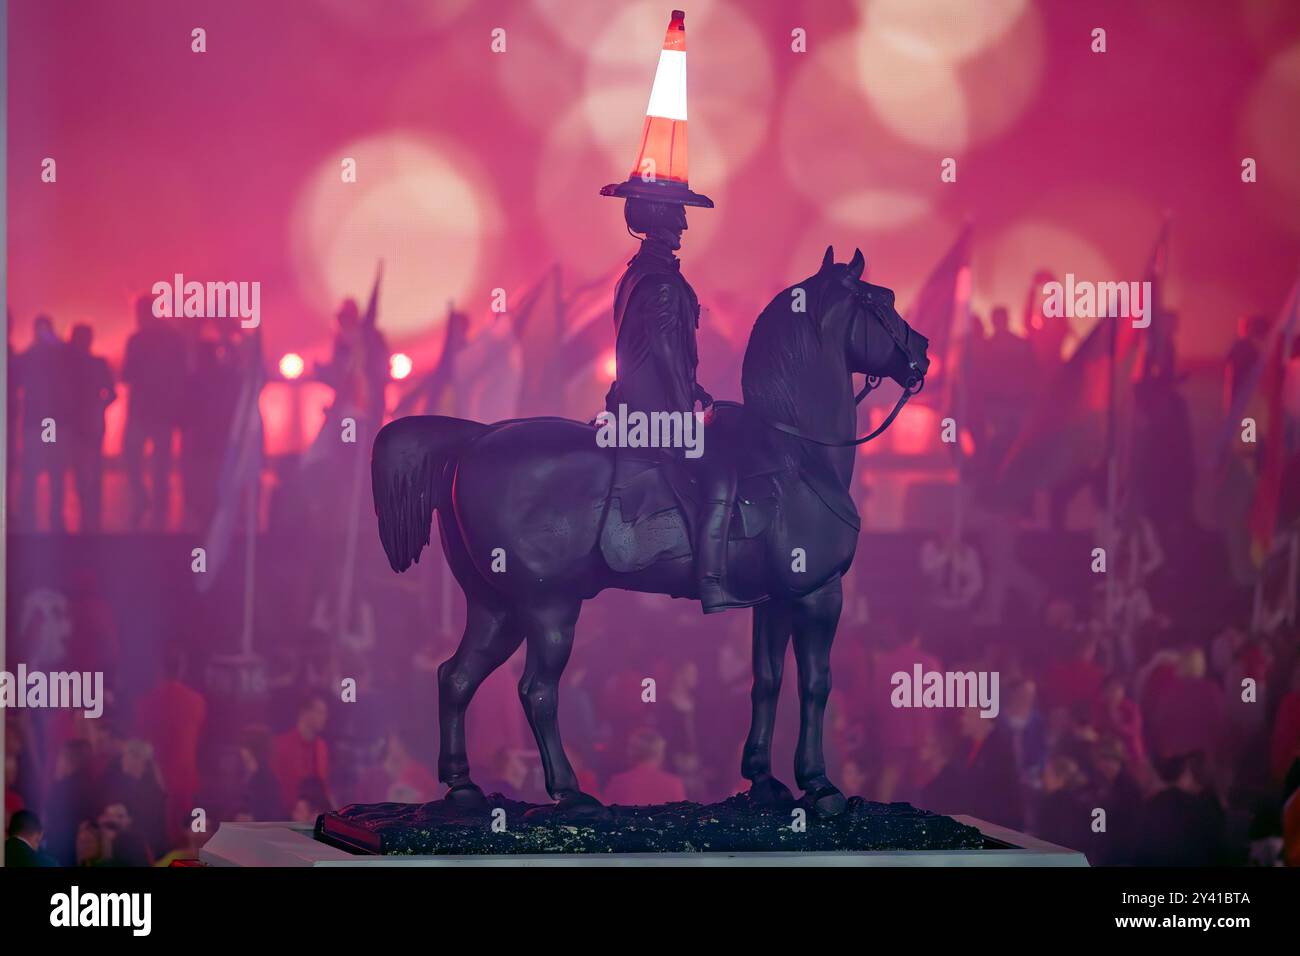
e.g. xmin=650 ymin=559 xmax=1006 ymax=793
xmin=199 ymin=793 xmax=1088 ymax=866
xmin=314 ymin=792 xmax=985 ymax=856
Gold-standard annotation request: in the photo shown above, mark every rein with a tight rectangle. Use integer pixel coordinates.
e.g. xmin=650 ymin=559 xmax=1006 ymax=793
xmin=762 ymin=376 xmax=923 ymax=447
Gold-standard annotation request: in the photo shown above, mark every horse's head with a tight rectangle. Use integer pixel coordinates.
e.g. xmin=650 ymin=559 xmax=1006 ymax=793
xmin=823 ymin=246 xmax=930 ymax=390
xmin=743 ymin=247 xmax=930 ymax=444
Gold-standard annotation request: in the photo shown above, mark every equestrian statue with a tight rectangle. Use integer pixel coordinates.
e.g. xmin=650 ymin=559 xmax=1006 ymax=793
xmin=369 ymin=9 xmax=930 ymax=819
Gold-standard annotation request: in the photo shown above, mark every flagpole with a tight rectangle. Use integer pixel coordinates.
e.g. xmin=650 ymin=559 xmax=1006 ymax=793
xmin=1104 ymin=305 xmax=1120 ymax=627
xmin=336 ymin=422 xmax=366 ymax=645
xmin=439 ymin=300 xmax=454 ymax=639
xmin=241 ymin=475 xmax=257 ymax=657
xmin=337 ymin=262 xmax=383 ymax=646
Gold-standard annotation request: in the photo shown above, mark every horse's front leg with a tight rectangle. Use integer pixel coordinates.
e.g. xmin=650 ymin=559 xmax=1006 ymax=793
xmin=792 ymin=576 xmax=847 ymax=817
xmin=742 ymin=600 xmax=794 ymax=805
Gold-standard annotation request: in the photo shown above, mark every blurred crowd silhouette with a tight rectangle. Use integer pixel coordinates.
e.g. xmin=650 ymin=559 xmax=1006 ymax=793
xmin=6 ymin=281 xmax=1300 ymax=867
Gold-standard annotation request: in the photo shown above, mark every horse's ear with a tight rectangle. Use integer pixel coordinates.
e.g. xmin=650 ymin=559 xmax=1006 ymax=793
xmin=847 ymin=248 xmax=865 ymax=280
xmin=821 ymin=245 xmax=835 ymax=270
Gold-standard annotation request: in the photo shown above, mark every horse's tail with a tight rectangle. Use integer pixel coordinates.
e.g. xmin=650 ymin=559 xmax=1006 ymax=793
xmin=371 ymin=415 xmax=490 ymax=573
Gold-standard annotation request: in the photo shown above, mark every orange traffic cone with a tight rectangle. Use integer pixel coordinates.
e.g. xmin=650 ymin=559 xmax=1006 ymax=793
xmin=600 ymin=10 xmax=713 ymax=208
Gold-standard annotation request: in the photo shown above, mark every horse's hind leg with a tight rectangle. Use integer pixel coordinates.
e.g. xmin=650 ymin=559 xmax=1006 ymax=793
xmin=742 ymin=599 xmax=795 ymax=805
xmin=437 ymin=597 xmax=523 ymax=806
xmin=791 ymin=576 xmax=847 ymax=817
xmin=516 ymin=599 xmax=603 ymax=815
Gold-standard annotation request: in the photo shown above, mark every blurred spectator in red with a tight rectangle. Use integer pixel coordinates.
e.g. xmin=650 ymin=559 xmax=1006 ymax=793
xmin=1091 ymin=675 xmax=1145 ymax=767
xmin=603 ymin=728 xmax=687 ymax=806
xmin=1143 ymin=647 xmax=1222 ymax=763
xmin=135 ymin=644 xmax=206 ymax=838
xmin=1041 ymin=632 xmax=1105 ymax=715
xmin=272 ymin=691 xmax=331 ymax=810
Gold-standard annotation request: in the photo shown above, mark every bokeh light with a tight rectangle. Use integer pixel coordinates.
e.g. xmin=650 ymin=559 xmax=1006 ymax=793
xmin=278 ymin=352 xmax=305 ymax=380
xmin=389 ymin=352 xmax=414 ymax=381
xmin=291 ymin=133 xmax=498 ymax=341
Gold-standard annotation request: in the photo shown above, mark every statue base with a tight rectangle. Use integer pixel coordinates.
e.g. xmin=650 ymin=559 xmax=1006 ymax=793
xmin=200 ymin=794 xmax=1087 ymax=866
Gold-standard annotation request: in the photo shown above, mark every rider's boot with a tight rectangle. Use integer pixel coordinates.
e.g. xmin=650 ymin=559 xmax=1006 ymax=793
xmin=696 ymin=470 xmax=737 ymax=614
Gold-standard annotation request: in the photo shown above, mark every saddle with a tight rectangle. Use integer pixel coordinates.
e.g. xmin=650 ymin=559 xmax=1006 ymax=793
xmin=598 ymin=405 xmax=780 ymax=574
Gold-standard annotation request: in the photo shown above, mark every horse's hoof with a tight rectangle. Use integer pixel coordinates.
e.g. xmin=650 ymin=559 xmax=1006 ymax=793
xmin=445 ymin=783 xmax=488 ymax=808
xmin=529 ymin=791 xmax=610 ymax=822
xmin=803 ymin=785 xmax=847 ymax=818
xmin=746 ymin=774 xmax=795 ymax=807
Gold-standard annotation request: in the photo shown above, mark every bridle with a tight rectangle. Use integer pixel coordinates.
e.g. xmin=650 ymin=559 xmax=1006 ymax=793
xmin=760 ymin=275 xmax=926 ymax=447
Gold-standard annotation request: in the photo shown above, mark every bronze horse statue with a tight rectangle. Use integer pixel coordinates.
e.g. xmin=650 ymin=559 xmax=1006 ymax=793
xmin=371 ymin=247 xmax=929 ymax=817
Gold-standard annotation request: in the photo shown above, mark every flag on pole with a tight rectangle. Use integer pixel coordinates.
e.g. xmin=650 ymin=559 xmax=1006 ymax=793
xmin=994 ymin=285 xmax=1147 ymax=500
xmin=905 ymin=223 xmax=973 ymax=412
xmin=197 ymin=330 xmax=265 ymax=593
xmin=1247 ymin=278 xmax=1300 ymax=561
xmin=1141 ymin=214 xmax=1173 ymax=380
xmin=1216 ymin=277 xmax=1300 ymax=470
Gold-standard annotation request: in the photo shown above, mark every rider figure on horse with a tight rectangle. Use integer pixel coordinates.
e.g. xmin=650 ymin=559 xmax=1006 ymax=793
xmin=600 ymin=174 xmax=740 ymax=613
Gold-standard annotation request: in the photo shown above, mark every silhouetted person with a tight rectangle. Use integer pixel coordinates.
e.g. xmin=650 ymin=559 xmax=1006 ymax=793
xmin=970 ymin=305 xmax=1034 ymax=470
xmin=1090 ymin=738 xmax=1143 ymax=865
xmin=1024 ymin=269 xmax=1067 ymax=375
xmin=1226 ymin=313 xmax=1270 ymax=411
xmin=1133 ymin=754 xmax=1226 ymax=865
xmin=923 ymin=708 xmax=1024 ymax=830
xmin=122 ymin=296 xmax=187 ymax=528
xmin=14 ymin=314 xmax=71 ymax=530
xmin=44 ymin=738 xmax=99 ymax=865
xmin=238 ymin=726 xmax=286 ymax=821
xmin=317 ymin=296 xmax=389 ymax=428
xmin=102 ymin=740 xmax=168 ymax=857
xmin=64 ymin=323 xmax=116 ymax=532
xmin=1033 ymin=755 xmax=1091 ymax=854
xmin=181 ymin=318 xmax=242 ymax=527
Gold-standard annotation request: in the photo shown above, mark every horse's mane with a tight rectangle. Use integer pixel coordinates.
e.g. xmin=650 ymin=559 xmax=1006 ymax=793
xmin=741 ymin=266 xmax=843 ymax=426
